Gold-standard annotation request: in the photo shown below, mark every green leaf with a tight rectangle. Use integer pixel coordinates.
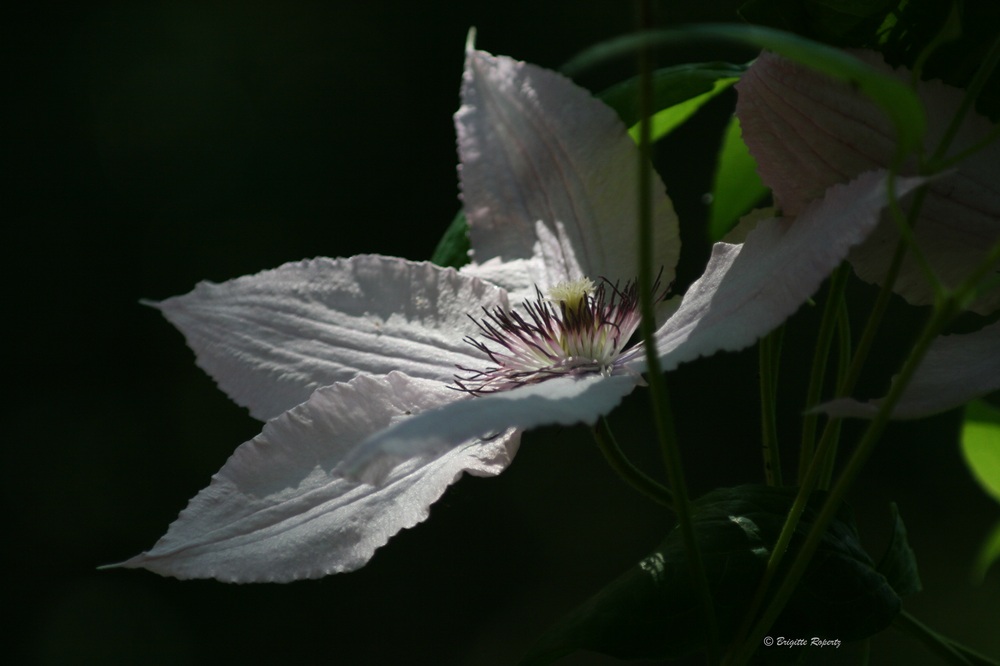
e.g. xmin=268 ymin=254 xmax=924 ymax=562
xmin=708 ymin=115 xmax=769 ymax=241
xmin=626 ymin=77 xmax=739 ymax=144
xmin=962 ymin=400 xmax=1000 ymax=584
xmin=519 ymin=485 xmax=900 ymax=665
xmin=562 ymin=24 xmax=926 ymax=157
xmin=972 ymin=520 xmax=1000 ymax=584
xmin=596 ymin=62 xmax=747 ymax=129
xmin=429 ymin=210 xmax=470 ymax=269
xmin=876 ymin=503 xmax=922 ymax=597
xmin=961 ymin=400 xmax=1000 ymax=503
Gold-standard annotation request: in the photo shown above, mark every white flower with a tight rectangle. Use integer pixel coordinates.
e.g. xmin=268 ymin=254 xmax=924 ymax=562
xmin=115 ymin=45 xmax=908 ymax=582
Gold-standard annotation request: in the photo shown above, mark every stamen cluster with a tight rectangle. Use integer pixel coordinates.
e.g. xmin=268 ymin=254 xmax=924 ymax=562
xmin=454 ymin=275 xmax=659 ymax=394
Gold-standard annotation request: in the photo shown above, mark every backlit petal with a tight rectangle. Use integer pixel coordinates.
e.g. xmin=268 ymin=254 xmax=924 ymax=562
xmin=151 ymin=255 xmax=507 ymax=420
xmin=737 ymin=51 xmax=1000 ymax=313
xmin=114 ymin=373 xmax=519 ymax=582
xmin=649 ymin=171 xmax=926 ymax=370
xmin=819 ymin=320 xmax=1000 ymax=419
xmin=457 ymin=47 xmax=680 ymax=292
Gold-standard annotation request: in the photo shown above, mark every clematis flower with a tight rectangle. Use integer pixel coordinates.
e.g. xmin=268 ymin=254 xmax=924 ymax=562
xmin=736 ymin=50 xmax=1000 ymax=418
xmin=115 ymin=44 xmax=918 ymax=582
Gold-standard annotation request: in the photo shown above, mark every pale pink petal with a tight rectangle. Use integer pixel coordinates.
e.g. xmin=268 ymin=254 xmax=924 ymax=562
xmin=151 ymin=255 xmax=508 ymax=420
xmin=113 ymin=373 xmax=519 ymax=582
xmin=848 ymin=179 xmax=1000 ymax=314
xmin=457 ymin=47 xmax=680 ymax=292
xmin=345 ymin=372 xmax=642 ymax=482
xmin=819 ymin=320 xmax=1000 ymax=419
xmin=737 ymin=51 xmax=1000 ymax=314
xmin=736 ymin=51 xmax=894 ymax=215
xmin=648 ymin=171 xmax=926 ymax=370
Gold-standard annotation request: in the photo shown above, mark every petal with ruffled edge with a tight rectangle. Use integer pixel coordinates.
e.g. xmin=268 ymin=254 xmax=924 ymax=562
xmin=647 ymin=171 xmax=926 ymax=370
xmin=736 ymin=50 xmax=1000 ymax=314
xmin=345 ymin=372 xmax=641 ymax=483
xmin=819 ymin=320 xmax=1000 ymax=420
xmin=113 ymin=372 xmax=519 ymax=582
xmin=150 ymin=255 xmax=507 ymax=420
xmin=456 ymin=47 xmax=680 ymax=299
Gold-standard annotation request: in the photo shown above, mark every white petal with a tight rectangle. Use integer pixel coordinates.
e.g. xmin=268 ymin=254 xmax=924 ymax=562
xmin=459 ymin=256 xmax=547 ymax=304
xmin=345 ymin=372 xmax=641 ymax=482
xmin=737 ymin=50 xmax=1000 ymax=314
xmin=151 ymin=255 xmax=508 ymax=420
xmin=457 ymin=47 xmax=680 ymax=291
xmin=113 ymin=373 xmax=519 ymax=582
xmin=649 ymin=171 xmax=926 ymax=370
xmin=819 ymin=320 xmax=1000 ymax=420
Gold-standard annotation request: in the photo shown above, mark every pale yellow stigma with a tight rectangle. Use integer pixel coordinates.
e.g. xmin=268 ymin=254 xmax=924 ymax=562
xmin=548 ymin=277 xmax=595 ymax=314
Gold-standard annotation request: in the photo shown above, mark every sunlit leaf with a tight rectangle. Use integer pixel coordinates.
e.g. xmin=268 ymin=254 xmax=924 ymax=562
xmin=708 ymin=115 xmax=769 ymax=241
xmin=962 ymin=400 xmax=1000 ymax=584
xmin=626 ymin=77 xmax=738 ymax=144
xmin=597 ymin=62 xmax=747 ymax=128
xmin=430 ymin=210 xmax=470 ymax=269
xmin=961 ymin=399 xmax=1000 ymax=503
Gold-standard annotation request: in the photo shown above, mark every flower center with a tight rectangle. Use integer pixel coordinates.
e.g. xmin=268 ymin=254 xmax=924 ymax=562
xmin=453 ymin=275 xmax=654 ymax=394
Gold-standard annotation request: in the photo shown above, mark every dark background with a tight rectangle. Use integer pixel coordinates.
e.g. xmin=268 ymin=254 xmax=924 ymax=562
xmin=6 ymin=1 xmax=998 ymax=664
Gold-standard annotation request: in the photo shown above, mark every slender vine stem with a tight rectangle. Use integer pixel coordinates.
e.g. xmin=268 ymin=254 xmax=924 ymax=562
xmin=728 ymin=302 xmax=958 ymax=665
xmin=817 ymin=298 xmax=851 ymax=489
xmin=726 ymin=29 xmax=1000 ymax=666
xmin=727 ymin=237 xmax=1000 ymax=664
xmin=936 ymin=123 xmax=1000 ymax=171
xmin=725 ymin=179 xmax=920 ymax=663
xmin=929 ymin=31 xmax=1000 ymax=166
xmin=840 ymin=180 xmax=928 ymax=400
xmin=593 ymin=417 xmax=674 ymax=508
xmin=893 ymin=610 xmax=1000 ymax=666
xmin=635 ymin=1 xmax=719 ymax=661
xmin=759 ymin=326 xmax=785 ymax=487
xmin=799 ymin=263 xmax=850 ymax=482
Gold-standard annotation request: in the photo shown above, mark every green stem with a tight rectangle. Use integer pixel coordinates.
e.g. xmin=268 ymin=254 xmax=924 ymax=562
xmin=727 ymin=41 xmax=1000 ymax=663
xmin=726 ymin=183 xmax=919 ymax=664
xmin=799 ymin=264 xmax=850 ymax=483
xmin=759 ymin=326 xmax=784 ymax=487
xmin=729 ymin=234 xmax=1000 ymax=664
xmin=885 ymin=172 xmax=938 ymax=298
xmin=593 ymin=417 xmax=674 ymax=508
xmin=840 ymin=181 xmax=928 ymax=398
xmin=930 ymin=31 xmax=1000 ymax=166
xmin=817 ymin=298 xmax=851 ymax=490
xmin=935 ymin=123 xmax=1000 ymax=171
xmin=635 ymin=1 xmax=719 ymax=662
xmin=893 ymin=610 xmax=999 ymax=666
xmin=728 ymin=300 xmax=959 ymax=665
